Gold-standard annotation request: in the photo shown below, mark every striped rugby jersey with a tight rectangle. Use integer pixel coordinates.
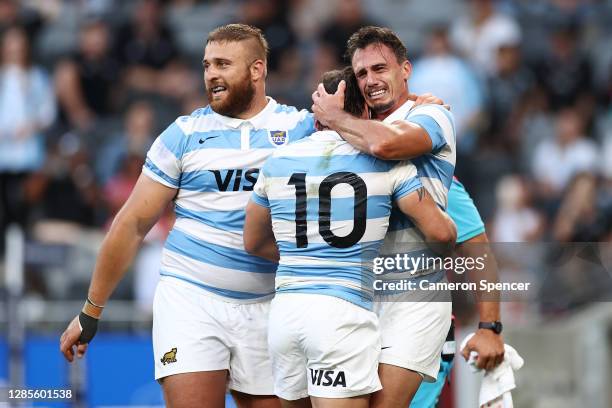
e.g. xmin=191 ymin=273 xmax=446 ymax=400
xmin=380 ymin=100 xmax=456 ymax=278
xmin=142 ymin=98 xmax=314 ymax=302
xmin=251 ymin=130 xmax=423 ymax=310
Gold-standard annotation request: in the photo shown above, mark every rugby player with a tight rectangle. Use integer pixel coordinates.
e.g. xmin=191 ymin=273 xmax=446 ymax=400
xmin=312 ymin=26 xmax=503 ymax=408
xmin=243 ymin=68 xmax=456 ymax=408
xmin=410 ymin=178 xmax=503 ymax=408
xmin=59 ymin=24 xmax=316 ymax=408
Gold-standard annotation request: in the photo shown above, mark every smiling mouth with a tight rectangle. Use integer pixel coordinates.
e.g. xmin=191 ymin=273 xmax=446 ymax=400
xmin=210 ymin=85 xmax=227 ymax=96
xmin=367 ymin=88 xmax=387 ymax=99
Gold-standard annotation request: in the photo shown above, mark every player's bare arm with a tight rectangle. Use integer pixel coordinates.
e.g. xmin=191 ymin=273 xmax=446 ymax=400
xmin=396 ymin=187 xmax=457 ymax=254
xmin=59 ymin=174 xmax=176 ymax=362
xmin=458 ymin=232 xmax=505 ymax=371
xmin=312 ymin=83 xmax=450 ymax=160
xmin=244 ymin=200 xmax=280 ymax=262
xmin=312 ymin=82 xmax=434 ymax=160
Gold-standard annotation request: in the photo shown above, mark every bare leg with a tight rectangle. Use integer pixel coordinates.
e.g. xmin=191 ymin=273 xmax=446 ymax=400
xmin=161 ymin=370 xmax=228 ymax=408
xmin=232 ymin=390 xmax=282 ymax=408
xmin=370 ymin=364 xmax=423 ymax=408
xmin=311 ymin=395 xmax=370 ymax=408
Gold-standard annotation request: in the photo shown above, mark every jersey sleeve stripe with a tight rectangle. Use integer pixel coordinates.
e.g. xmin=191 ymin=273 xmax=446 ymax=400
xmin=407 ymin=104 xmax=455 ymax=147
xmin=408 ymin=114 xmax=446 ymax=152
xmin=143 ymin=158 xmax=180 ymax=188
xmin=159 ymin=122 xmax=189 ymax=158
xmin=393 ymin=177 xmax=422 ymax=201
xmin=251 ymin=192 xmax=270 ymax=207
xmin=413 ymin=156 xmax=455 ymax=190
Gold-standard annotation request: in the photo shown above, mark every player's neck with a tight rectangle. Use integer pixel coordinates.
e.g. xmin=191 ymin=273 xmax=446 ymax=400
xmin=234 ymin=92 xmax=269 ymax=120
xmin=372 ymin=93 xmax=410 ymax=121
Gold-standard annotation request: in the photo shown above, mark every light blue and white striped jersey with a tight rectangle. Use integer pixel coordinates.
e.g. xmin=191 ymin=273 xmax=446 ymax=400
xmin=251 ymin=130 xmax=422 ymax=310
xmin=381 ymin=100 xmax=456 ymax=277
xmin=142 ymin=98 xmax=314 ymax=302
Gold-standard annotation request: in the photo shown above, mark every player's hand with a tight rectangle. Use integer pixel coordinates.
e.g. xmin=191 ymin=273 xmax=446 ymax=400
xmin=461 ymin=329 xmax=505 ymax=371
xmin=312 ymin=80 xmax=346 ymax=127
xmin=60 ymin=310 xmax=100 ymax=362
xmin=408 ymin=92 xmax=450 ymax=111
xmin=60 ymin=315 xmax=89 ymax=362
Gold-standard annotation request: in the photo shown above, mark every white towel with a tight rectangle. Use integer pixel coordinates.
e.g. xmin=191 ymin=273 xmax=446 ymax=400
xmin=460 ymin=333 xmax=524 ymax=407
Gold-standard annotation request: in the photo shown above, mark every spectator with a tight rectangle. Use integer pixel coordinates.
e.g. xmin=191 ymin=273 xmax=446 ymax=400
xmin=319 ymin=0 xmax=376 ymax=64
xmin=491 ymin=175 xmax=543 ymax=242
xmin=534 ymin=20 xmax=593 ymax=112
xmin=450 ymin=0 xmax=521 ymax=75
xmin=115 ymin=0 xmax=196 ymax=101
xmin=410 ymin=25 xmax=484 ymax=151
xmin=531 ymin=107 xmax=598 ymax=202
xmin=27 ymin=133 xmax=99 ymax=228
xmin=96 ymin=101 xmax=155 ymax=184
xmin=485 ymin=36 xmax=535 ymax=152
xmin=54 ymin=19 xmax=119 ymax=132
xmin=0 ymin=0 xmax=43 ymax=42
xmin=115 ymin=0 xmax=178 ymax=70
xmin=240 ymin=0 xmax=297 ymax=72
xmin=0 ymin=26 xmax=55 ymax=238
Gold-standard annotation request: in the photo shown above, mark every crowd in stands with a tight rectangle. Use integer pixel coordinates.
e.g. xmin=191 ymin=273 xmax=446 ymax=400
xmin=0 ymin=0 xmax=611 ymax=302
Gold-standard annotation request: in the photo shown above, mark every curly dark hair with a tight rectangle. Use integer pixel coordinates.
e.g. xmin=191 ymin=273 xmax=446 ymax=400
xmin=345 ymin=26 xmax=407 ymax=64
xmin=320 ymin=66 xmax=365 ymax=117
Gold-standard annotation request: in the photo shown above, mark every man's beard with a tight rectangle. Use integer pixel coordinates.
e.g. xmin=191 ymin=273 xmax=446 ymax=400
xmin=368 ymin=99 xmax=395 ymax=118
xmin=208 ymin=72 xmax=256 ymax=118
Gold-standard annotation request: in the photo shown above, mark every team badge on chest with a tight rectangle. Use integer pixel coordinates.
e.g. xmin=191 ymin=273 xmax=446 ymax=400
xmin=268 ymin=130 xmax=288 ymax=146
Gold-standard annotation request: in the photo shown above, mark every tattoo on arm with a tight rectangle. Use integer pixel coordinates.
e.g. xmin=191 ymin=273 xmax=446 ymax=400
xmin=416 ymin=187 xmax=425 ymax=202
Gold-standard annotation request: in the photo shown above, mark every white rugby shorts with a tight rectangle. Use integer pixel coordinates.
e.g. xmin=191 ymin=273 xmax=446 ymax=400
xmin=153 ymin=276 xmax=274 ymax=395
xmin=268 ymin=293 xmax=382 ymax=400
xmin=374 ymin=299 xmax=452 ymax=382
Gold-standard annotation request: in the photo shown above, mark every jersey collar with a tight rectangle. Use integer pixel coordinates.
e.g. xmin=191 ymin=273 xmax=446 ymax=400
xmin=382 ymin=99 xmax=415 ymax=124
xmin=212 ymin=97 xmax=278 ymax=129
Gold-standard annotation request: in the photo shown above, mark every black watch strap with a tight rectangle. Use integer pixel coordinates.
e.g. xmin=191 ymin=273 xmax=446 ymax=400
xmin=478 ymin=321 xmax=503 ymax=334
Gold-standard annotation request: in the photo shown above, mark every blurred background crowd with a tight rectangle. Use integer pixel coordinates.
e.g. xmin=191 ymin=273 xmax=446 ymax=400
xmin=0 ymin=0 xmax=611 ymax=311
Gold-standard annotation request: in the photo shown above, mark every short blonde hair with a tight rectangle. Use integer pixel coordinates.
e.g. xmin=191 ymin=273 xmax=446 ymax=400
xmin=207 ymin=23 xmax=269 ymax=62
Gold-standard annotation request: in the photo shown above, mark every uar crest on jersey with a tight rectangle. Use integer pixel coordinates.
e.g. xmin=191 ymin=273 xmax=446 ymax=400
xmin=268 ymin=130 xmax=288 ymax=146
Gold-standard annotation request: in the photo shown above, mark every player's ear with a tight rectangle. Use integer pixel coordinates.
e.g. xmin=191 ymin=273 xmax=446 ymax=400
xmin=250 ymin=59 xmax=266 ymax=81
xmin=401 ymin=59 xmax=412 ymax=82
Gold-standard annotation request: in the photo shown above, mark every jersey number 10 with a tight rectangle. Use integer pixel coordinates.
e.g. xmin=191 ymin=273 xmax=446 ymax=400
xmin=288 ymin=171 xmax=367 ymax=249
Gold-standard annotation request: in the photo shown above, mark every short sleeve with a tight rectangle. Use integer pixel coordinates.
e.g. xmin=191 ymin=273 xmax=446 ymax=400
xmin=251 ymin=164 xmax=270 ymax=207
xmin=142 ymin=122 xmax=186 ymax=188
xmin=447 ymin=179 xmax=485 ymax=243
xmin=388 ymin=161 xmax=423 ymax=201
xmin=406 ymin=104 xmax=456 ymax=153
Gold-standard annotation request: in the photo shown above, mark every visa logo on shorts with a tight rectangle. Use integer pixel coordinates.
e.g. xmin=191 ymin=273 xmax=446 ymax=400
xmin=209 ymin=168 xmax=259 ymax=191
xmin=309 ymin=369 xmax=347 ymax=387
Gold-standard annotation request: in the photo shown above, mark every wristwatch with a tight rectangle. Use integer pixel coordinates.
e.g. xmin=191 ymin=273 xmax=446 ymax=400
xmin=478 ymin=321 xmax=503 ymax=334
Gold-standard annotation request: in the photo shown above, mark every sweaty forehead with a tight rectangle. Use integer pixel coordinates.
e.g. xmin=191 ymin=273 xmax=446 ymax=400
xmin=351 ymin=43 xmax=397 ymax=71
